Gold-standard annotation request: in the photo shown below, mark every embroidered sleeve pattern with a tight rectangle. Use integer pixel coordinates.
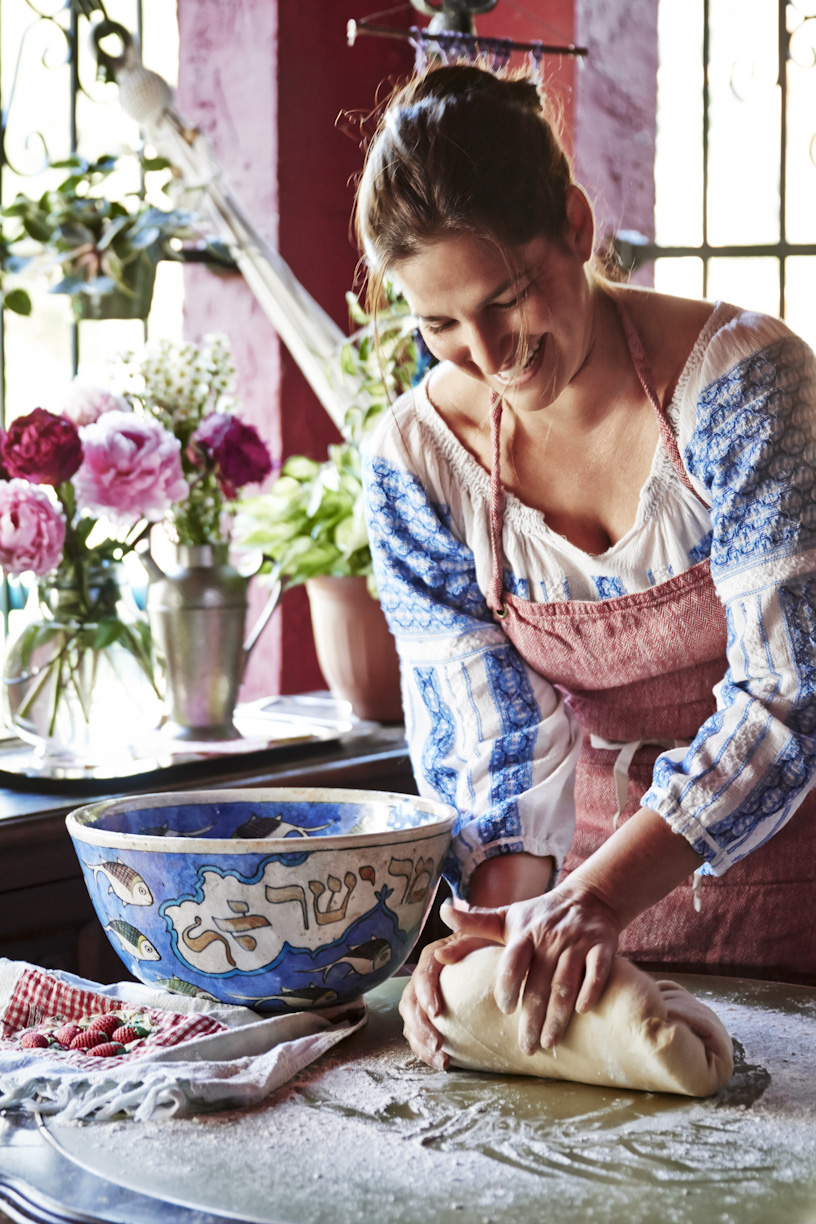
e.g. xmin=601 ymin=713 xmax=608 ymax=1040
xmin=642 ymin=333 xmax=816 ymax=873
xmin=363 ymin=454 xmax=581 ymax=898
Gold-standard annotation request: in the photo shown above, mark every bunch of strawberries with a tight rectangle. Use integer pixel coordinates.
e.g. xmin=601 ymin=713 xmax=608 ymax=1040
xmin=16 ymin=1009 xmax=151 ymax=1058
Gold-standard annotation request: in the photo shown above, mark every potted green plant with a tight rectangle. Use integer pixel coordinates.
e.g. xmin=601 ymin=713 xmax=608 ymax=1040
xmin=235 ymin=289 xmax=423 ymax=721
xmin=1 ymin=153 xmax=202 ymax=321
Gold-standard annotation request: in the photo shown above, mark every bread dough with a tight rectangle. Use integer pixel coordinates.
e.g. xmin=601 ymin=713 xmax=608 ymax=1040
xmin=435 ymin=947 xmax=734 ymax=1097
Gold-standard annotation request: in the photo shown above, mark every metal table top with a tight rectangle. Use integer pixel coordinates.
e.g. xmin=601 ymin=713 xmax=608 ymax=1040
xmin=2 ymin=971 xmax=816 ymax=1224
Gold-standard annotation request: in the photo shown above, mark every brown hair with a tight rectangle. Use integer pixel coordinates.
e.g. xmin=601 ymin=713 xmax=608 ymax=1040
xmin=355 ymin=63 xmax=575 ymax=304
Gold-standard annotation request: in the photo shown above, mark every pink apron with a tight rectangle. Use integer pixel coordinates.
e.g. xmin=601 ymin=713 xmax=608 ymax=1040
xmin=484 ymin=307 xmax=816 ymax=983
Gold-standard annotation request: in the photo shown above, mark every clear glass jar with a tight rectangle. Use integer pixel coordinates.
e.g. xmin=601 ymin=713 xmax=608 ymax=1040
xmin=1 ymin=562 xmax=163 ymax=763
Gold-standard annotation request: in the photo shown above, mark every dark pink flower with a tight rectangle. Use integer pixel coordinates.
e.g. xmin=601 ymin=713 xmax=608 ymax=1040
xmin=190 ymin=413 xmax=273 ymax=498
xmin=0 ymin=479 xmax=66 ymax=575
xmin=2 ymin=408 xmax=83 ymax=486
xmin=73 ymin=410 xmax=189 ymax=526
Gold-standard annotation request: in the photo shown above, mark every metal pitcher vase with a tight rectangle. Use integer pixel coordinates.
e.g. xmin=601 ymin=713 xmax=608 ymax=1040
xmin=144 ymin=543 xmax=279 ymax=741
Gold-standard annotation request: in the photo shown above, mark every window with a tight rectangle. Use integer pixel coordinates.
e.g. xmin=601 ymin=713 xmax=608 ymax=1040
xmin=0 ymin=0 xmax=183 ymax=424
xmin=653 ymin=0 xmax=816 ymax=349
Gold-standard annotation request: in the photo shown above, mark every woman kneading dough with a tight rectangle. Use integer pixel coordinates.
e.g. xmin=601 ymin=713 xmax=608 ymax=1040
xmin=354 ymin=63 xmax=816 ymax=1085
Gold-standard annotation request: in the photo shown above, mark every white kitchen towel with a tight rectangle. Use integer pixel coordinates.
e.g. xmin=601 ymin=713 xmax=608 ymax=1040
xmin=0 ymin=958 xmax=366 ymax=1122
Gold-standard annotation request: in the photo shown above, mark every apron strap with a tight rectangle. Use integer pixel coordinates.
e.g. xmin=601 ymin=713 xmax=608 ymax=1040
xmin=487 ymin=390 xmax=507 ymax=618
xmin=485 ymin=298 xmax=707 ymax=614
xmin=615 ymin=300 xmax=709 ymax=507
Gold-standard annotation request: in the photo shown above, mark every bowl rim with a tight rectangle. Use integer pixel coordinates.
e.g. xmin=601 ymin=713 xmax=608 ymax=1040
xmin=65 ymin=786 xmax=457 ymax=854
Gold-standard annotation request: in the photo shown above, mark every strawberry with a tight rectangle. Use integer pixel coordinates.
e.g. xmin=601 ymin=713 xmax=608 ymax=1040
xmin=86 ymin=1014 xmax=121 ymax=1038
xmin=70 ymin=1029 xmax=106 ymax=1050
xmin=111 ymin=1025 xmax=140 ymax=1044
xmin=87 ymin=1042 xmax=124 ymax=1058
xmin=54 ymin=1023 xmax=83 ymax=1046
xmin=20 ymin=1031 xmax=49 ymax=1049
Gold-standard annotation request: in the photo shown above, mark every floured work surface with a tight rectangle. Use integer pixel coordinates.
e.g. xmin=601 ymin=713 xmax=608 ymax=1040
xmin=43 ymin=973 xmax=816 ymax=1224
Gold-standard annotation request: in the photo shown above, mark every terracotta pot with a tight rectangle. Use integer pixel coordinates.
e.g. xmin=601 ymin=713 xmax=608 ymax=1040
xmin=306 ymin=576 xmax=402 ymax=723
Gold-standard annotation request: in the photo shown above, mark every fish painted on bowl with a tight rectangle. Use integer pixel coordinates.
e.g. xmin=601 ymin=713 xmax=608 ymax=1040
xmin=91 ymin=859 xmax=153 ymax=906
xmin=106 ymin=919 xmax=161 ymax=962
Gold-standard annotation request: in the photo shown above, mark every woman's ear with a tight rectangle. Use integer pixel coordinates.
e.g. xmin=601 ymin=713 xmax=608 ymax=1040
xmin=564 ymin=185 xmax=595 ymax=264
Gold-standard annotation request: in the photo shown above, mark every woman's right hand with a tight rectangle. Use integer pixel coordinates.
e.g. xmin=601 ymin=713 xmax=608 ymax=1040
xmin=398 ymin=931 xmax=494 ymax=1068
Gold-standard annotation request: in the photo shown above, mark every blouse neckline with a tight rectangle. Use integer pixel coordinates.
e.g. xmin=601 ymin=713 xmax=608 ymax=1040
xmin=416 ymin=301 xmax=732 ymax=562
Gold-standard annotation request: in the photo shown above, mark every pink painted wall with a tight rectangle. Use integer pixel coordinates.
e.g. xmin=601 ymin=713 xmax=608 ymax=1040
xmin=176 ymin=0 xmax=284 ymax=700
xmin=573 ymin=0 xmax=659 ymax=281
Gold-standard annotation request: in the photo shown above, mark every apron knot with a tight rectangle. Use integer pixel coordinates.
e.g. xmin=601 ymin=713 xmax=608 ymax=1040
xmin=588 ymin=734 xmax=691 ymax=830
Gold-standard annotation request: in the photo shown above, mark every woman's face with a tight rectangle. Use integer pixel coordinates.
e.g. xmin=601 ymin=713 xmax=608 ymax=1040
xmin=392 ymin=188 xmax=596 ymax=412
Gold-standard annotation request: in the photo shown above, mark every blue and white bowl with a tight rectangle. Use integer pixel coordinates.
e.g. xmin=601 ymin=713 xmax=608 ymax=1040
xmin=66 ymin=788 xmax=455 ymax=1012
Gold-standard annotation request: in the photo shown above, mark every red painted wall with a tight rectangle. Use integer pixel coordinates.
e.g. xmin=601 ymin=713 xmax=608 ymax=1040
xmin=477 ymin=0 xmax=577 ymax=149
xmin=275 ymin=3 xmax=413 ymax=695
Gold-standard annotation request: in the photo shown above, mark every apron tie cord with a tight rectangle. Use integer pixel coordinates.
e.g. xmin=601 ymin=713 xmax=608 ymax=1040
xmin=589 ymin=733 xmax=692 ymax=830
xmin=487 ymin=391 xmax=507 ymax=618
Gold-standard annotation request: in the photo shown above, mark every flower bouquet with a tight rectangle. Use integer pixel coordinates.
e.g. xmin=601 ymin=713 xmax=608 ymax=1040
xmin=118 ymin=335 xmax=275 ymax=740
xmin=122 ymin=334 xmax=273 ymax=549
xmin=0 ymin=397 xmax=186 ymax=759
xmin=0 ymin=335 xmax=274 ymax=757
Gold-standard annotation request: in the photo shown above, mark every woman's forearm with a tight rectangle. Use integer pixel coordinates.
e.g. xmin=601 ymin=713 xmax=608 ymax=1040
xmin=564 ymin=806 xmax=703 ymax=929
xmin=466 ymin=807 xmax=702 ymax=930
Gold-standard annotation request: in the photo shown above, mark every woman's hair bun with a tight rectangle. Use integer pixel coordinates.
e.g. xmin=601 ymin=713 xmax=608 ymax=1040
xmin=354 ymin=59 xmax=575 ymax=289
xmin=408 ymin=63 xmax=543 ymax=115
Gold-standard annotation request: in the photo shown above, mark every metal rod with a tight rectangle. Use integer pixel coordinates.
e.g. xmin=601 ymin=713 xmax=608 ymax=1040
xmin=347 ymin=18 xmax=588 ymax=57
xmin=649 ymin=242 xmax=816 ymax=259
xmin=778 ymin=0 xmax=788 ymax=319
xmin=702 ymin=0 xmax=710 ymax=299
xmin=69 ymin=2 xmax=79 ymax=375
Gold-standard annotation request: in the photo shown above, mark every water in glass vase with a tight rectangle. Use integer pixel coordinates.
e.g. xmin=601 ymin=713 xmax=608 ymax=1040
xmin=1 ymin=563 xmax=163 ymax=763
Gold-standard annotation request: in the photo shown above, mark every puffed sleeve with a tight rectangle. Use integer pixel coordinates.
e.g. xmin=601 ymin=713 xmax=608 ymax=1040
xmin=362 ymin=401 xmax=581 ymax=900
xmin=641 ymin=315 xmax=816 ymax=874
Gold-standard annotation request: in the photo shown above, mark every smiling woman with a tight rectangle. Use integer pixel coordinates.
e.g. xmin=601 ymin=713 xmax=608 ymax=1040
xmin=354 ymin=61 xmax=816 ymax=1074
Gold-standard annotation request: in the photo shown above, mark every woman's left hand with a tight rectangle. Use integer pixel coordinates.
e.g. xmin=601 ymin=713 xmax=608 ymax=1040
xmin=439 ymin=809 xmax=705 ymax=1055
xmin=438 ymin=876 xmax=622 ymax=1054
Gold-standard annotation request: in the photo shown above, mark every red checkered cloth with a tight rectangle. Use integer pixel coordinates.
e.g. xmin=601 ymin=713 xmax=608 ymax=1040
xmin=0 ymin=966 xmax=227 ymax=1069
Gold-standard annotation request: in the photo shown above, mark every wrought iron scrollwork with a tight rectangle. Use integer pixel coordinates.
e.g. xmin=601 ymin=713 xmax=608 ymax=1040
xmin=1 ymin=1 xmax=74 ymax=175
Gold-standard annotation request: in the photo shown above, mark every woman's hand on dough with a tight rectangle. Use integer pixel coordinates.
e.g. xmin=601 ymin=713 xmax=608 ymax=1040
xmin=440 ymin=880 xmax=621 ymax=1055
xmin=399 ymin=932 xmax=497 ymax=1069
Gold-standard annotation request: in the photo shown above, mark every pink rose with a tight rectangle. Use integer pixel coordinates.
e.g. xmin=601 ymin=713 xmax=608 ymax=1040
xmin=63 ymin=381 xmax=130 ymax=428
xmin=190 ymin=413 xmax=273 ymax=498
xmin=2 ymin=408 xmax=83 ymax=486
xmin=73 ymin=410 xmax=189 ymax=526
xmin=0 ymin=479 xmax=66 ymax=576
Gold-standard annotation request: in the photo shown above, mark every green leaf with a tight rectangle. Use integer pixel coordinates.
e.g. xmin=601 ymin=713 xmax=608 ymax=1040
xmin=2 ymin=288 xmax=32 ymax=316
xmin=92 ymin=619 xmax=124 ymax=649
xmin=50 ymin=274 xmax=91 ymax=296
xmin=282 ymin=456 xmax=321 ymax=482
xmin=98 ymin=252 xmax=133 ymax=295
xmin=345 ymin=291 xmax=369 ymax=326
xmin=141 ymin=156 xmax=172 ymax=173
xmin=22 ymin=215 xmax=55 ymax=244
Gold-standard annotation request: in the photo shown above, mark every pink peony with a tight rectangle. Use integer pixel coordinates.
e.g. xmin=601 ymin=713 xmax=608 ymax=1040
xmin=72 ymin=410 xmax=189 ymax=526
xmin=0 ymin=479 xmax=66 ymax=576
xmin=63 ymin=381 xmax=130 ymax=428
xmin=190 ymin=413 xmax=273 ymax=499
xmin=2 ymin=408 xmax=83 ymax=486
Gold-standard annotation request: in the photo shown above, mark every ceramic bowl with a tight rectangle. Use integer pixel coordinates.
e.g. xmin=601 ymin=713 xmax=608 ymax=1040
xmin=66 ymin=788 xmax=455 ymax=1013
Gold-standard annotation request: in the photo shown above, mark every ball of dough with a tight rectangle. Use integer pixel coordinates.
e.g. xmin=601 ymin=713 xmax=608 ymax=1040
xmin=435 ymin=947 xmax=734 ymax=1097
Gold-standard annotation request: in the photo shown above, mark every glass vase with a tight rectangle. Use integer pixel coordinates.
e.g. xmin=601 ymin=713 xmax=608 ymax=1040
xmin=1 ymin=563 xmax=163 ymax=764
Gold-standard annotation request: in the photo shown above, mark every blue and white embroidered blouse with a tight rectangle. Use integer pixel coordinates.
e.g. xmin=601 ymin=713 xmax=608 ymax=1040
xmin=362 ymin=304 xmax=816 ymax=899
